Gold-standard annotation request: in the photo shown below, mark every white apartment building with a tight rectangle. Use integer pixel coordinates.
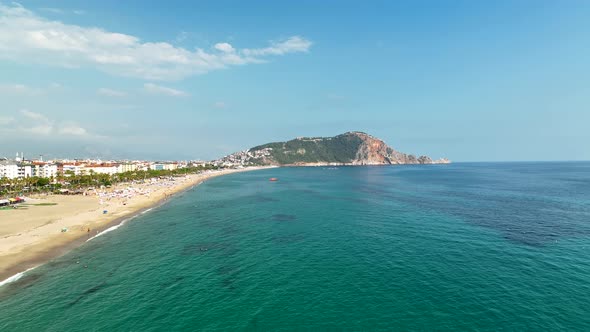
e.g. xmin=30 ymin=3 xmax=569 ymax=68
xmin=151 ymin=163 xmax=179 ymax=171
xmin=62 ymin=164 xmax=84 ymax=176
xmin=82 ymin=164 xmax=119 ymax=175
xmin=0 ymin=163 xmax=19 ymax=179
xmin=117 ymin=163 xmax=138 ymax=173
xmin=32 ymin=163 xmax=58 ymax=178
xmin=0 ymin=162 xmax=32 ymax=179
xmin=18 ymin=165 xmax=32 ymax=178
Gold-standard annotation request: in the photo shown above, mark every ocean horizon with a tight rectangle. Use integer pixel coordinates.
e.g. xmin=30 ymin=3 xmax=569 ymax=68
xmin=1 ymin=162 xmax=589 ymax=330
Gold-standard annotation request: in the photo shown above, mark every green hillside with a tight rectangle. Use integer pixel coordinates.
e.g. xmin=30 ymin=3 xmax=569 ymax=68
xmin=250 ymin=133 xmax=364 ymax=164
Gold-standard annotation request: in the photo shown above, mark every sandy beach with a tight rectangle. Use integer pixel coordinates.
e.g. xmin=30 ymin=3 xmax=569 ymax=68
xmin=0 ymin=167 xmax=268 ymax=282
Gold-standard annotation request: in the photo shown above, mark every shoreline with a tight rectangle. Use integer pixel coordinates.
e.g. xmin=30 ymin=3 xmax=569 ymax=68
xmin=0 ymin=166 xmax=271 ymax=284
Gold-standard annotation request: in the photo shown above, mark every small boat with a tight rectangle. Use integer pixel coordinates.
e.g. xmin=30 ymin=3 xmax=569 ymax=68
xmin=269 ymin=178 xmax=278 ymax=182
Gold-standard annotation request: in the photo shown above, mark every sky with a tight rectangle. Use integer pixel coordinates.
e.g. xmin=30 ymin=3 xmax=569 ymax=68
xmin=0 ymin=0 xmax=589 ymax=161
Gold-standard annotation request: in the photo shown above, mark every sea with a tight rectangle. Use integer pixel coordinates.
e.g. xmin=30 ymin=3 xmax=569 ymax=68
xmin=1 ymin=162 xmax=589 ymax=331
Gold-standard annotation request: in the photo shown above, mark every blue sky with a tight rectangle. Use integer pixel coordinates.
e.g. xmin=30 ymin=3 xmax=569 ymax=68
xmin=0 ymin=0 xmax=589 ymax=161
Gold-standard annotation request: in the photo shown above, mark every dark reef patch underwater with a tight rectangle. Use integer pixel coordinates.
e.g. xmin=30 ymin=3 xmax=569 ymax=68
xmin=1 ymin=162 xmax=590 ymax=331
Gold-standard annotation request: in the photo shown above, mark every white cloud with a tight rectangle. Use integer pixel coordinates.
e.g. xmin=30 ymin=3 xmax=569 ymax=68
xmin=18 ymin=109 xmax=53 ymax=135
xmin=0 ymin=116 xmax=14 ymax=125
xmin=4 ymin=109 xmax=94 ymax=138
xmin=214 ymin=42 xmax=235 ymax=53
xmin=39 ymin=7 xmax=85 ymax=15
xmin=98 ymin=87 xmax=127 ymax=97
xmin=144 ymin=83 xmax=188 ymax=97
xmin=25 ymin=124 xmax=53 ymax=135
xmin=20 ymin=109 xmax=49 ymax=122
xmin=0 ymin=4 xmax=312 ymax=80
xmin=175 ymin=31 xmax=188 ymax=43
xmin=0 ymin=83 xmax=64 ymax=95
xmin=0 ymin=83 xmax=38 ymax=95
xmin=59 ymin=123 xmax=88 ymax=136
xmin=243 ymin=36 xmax=312 ymax=56
xmin=39 ymin=7 xmax=64 ymax=14
xmin=213 ymin=101 xmax=227 ymax=109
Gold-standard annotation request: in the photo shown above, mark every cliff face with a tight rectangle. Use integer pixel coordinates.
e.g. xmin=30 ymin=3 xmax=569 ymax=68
xmin=216 ymin=131 xmax=450 ymax=166
xmin=352 ymin=133 xmax=391 ymax=165
xmin=348 ymin=132 xmax=448 ymax=165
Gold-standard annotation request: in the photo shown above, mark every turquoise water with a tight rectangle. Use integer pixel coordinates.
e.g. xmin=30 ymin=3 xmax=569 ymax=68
xmin=1 ymin=163 xmax=590 ymax=330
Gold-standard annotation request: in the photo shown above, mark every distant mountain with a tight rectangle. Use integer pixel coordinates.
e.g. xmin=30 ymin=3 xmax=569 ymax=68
xmin=216 ymin=131 xmax=450 ymax=166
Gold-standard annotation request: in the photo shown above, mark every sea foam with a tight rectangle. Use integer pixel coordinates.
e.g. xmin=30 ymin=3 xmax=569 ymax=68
xmin=0 ymin=266 xmax=38 ymax=288
xmin=86 ymin=206 xmax=155 ymax=242
xmin=86 ymin=220 xmax=130 ymax=242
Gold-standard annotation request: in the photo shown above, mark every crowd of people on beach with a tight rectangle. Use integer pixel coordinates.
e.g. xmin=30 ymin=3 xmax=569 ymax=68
xmin=89 ymin=176 xmax=190 ymax=205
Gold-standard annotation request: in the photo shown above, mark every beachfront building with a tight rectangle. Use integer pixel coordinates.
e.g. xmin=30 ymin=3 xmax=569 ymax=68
xmin=165 ymin=163 xmax=178 ymax=171
xmin=117 ymin=163 xmax=138 ymax=173
xmin=150 ymin=163 xmax=178 ymax=171
xmin=138 ymin=163 xmax=151 ymax=171
xmin=31 ymin=162 xmax=58 ymax=178
xmin=151 ymin=163 xmax=166 ymax=171
xmin=81 ymin=163 xmax=119 ymax=175
xmin=61 ymin=163 xmax=85 ymax=176
xmin=190 ymin=161 xmax=212 ymax=168
xmin=0 ymin=161 xmax=33 ymax=179
xmin=2 ymin=154 xmax=198 ymax=180
xmin=18 ymin=164 xmax=32 ymax=178
xmin=0 ymin=161 xmax=19 ymax=179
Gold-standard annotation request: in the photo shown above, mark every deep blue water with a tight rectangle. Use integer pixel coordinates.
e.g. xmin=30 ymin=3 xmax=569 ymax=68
xmin=1 ymin=162 xmax=589 ymax=330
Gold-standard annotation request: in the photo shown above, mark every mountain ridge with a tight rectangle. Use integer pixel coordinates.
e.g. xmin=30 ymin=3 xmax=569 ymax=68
xmin=216 ymin=131 xmax=450 ymax=166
